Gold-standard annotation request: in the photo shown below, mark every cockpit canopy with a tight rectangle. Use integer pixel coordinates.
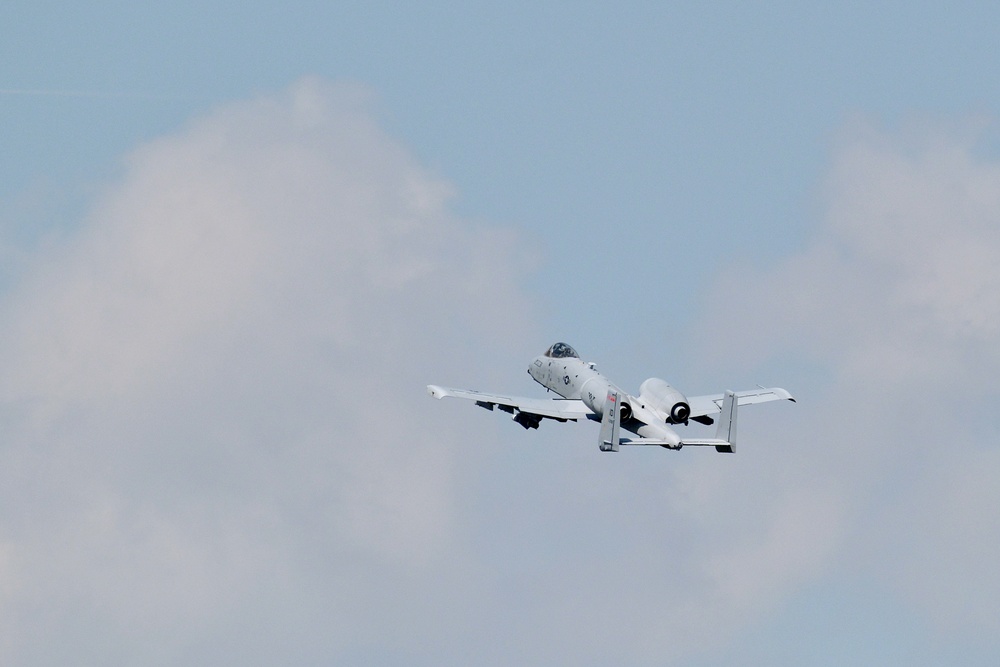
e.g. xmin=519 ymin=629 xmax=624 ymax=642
xmin=545 ymin=342 xmax=579 ymax=359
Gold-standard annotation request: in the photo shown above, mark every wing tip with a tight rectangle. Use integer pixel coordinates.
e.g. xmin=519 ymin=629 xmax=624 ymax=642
xmin=771 ymin=387 xmax=796 ymax=402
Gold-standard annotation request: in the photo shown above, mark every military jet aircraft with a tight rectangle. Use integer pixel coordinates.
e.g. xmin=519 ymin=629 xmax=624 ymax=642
xmin=427 ymin=342 xmax=794 ymax=452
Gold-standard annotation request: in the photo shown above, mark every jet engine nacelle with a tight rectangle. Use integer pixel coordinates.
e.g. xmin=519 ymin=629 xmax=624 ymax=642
xmin=580 ymin=377 xmax=632 ymax=421
xmin=638 ymin=377 xmax=690 ymax=424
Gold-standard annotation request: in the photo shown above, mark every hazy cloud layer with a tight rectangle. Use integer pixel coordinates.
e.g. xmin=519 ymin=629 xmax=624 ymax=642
xmin=695 ymin=119 xmax=1000 ymax=656
xmin=4 ymin=81 xmax=998 ymax=665
xmin=0 ymin=78 xmax=537 ymax=664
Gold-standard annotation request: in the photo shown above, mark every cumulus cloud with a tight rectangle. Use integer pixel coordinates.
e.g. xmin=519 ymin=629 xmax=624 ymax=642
xmin=0 ymin=78 xmax=536 ymax=664
xmin=8 ymin=79 xmax=999 ymax=665
xmin=692 ymin=118 xmax=1000 ymax=653
xmin=703 ymin=120 xmax=1000 ymax=391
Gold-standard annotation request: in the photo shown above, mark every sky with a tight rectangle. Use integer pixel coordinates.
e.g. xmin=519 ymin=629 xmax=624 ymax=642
xmin=2 ymin=2 xmax=1000 ymax=665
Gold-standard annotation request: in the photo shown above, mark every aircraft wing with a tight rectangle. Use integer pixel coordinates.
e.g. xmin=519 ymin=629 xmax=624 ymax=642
xmin=687 ymin=387 xmax=795 ymax=419
xmin=427 ymin=385 xmax=592 ymax=422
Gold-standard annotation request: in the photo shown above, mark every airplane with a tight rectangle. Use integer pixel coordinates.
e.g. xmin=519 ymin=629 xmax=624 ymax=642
xmin=427 ymin=342 xmax=794 ymax=452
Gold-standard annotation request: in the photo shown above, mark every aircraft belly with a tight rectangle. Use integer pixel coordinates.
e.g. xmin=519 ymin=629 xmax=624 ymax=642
xmin=634 ymin=421 xmax=681 ymax=448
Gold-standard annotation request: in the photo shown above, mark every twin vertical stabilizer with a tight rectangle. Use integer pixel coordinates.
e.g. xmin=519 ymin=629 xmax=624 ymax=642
xmin=712 ymin=390 xmax=737 ymax=453
xmin=676 ymin=390 xmax=738 ymax=452
xmin=598 ymin=390 xmax=621 ymax=452
xmin=598 ymin=389 xmax=738 ymax=453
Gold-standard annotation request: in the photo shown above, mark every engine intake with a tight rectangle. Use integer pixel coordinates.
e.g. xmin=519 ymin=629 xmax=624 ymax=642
xmin=638 ymin=377 xmax=690 ymax=424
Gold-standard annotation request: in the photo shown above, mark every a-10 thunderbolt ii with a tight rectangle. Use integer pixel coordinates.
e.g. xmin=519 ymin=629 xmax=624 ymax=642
xmin=427 ymin=342 xmax=794 ymax=452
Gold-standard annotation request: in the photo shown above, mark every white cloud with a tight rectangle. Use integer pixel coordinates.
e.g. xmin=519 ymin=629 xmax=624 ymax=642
xmin=7 ymin=81 xmax=999 ymax=665
xmin=0 ymin=78 xmax=535 ymax=664
xmin=691 ymin=118 xmax=1000 ymax=654
xmin=703 ymin=120 xmax=1000 ymax=390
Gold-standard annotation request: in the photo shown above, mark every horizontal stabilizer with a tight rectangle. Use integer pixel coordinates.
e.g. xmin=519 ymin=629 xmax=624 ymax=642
xmin=681 ymin=390 xmax=737 ymax=453
xmin=618 ymin=437 xmax=682 ymax=449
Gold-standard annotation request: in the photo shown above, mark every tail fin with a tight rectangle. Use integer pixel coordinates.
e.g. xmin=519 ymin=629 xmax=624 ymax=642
xmin=598 ymin=390 xmax=621 ymax=452
xmin=714 ymin=390 xmax=738 ymax=453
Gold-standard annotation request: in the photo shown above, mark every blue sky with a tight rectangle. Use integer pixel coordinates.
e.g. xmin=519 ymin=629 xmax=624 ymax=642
xmin=6 ymin=3 xmax=999 ymax=344
xmin=2 ymin=3 xmax=1000 ymax=665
